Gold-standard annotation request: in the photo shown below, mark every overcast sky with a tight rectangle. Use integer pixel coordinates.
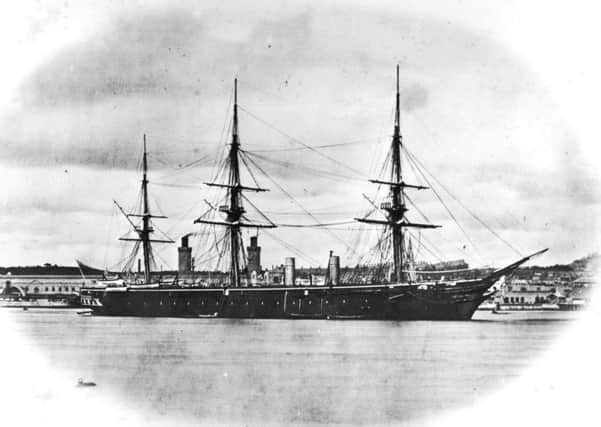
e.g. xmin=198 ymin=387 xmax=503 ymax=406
xmin=0 ymin=0 xmax=599 ymax=270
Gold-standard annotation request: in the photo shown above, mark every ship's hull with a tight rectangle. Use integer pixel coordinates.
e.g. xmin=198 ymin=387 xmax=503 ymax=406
xmin=84 ymin=280 xmax=494 ymax=321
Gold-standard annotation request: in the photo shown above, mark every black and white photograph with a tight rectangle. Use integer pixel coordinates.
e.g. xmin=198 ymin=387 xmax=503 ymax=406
xmin=0 ymin=1 xmax=599 ymax=426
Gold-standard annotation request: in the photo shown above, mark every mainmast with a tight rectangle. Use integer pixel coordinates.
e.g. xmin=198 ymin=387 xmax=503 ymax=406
xmin=115 ymin=135 xmax=174 ymax=284
xmin=195 ymin=78 xmax=276 ymax=287
xmin=390 ymin=65 xmax=404 ymax=282
xmin=356 ymin=65 xmax=439 ymax=282
xmin=227 ymin=79 xmax=244 ymax=287
xmin=141 ymin=135 xmax=152 ymax=284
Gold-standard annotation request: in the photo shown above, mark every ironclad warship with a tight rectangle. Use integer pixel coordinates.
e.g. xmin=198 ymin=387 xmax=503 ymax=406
xmin=82 ymin=67 xmax=546 ymax=320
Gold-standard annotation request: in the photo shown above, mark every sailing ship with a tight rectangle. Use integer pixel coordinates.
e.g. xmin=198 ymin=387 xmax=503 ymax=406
xmin=83 ymin=67 xmax=546 ymax=320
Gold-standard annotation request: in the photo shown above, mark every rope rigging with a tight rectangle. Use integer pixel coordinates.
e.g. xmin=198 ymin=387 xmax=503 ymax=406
xmin=242 ymin=150 xmax=365 ymax=183
xmin=400 ymin=146 xmax=484 ymax=263
xmin=238 ymin=149 xmax=357 ymax=254
xmin=247 ymin=136 xmax=383 ymax=153
xmin=100 ymin=78 xmax=528 ymax=280
xmin=238 ymin=105 xmax=368 ymax=179
xmin=404 ymin=147 xmax=523 ymax=257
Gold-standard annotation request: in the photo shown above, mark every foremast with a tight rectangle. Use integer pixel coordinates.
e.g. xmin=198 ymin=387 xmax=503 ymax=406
xmin=195 ymin=79 xmax=276 ymax=287
xmin=114 ymin=135 xmax=174 ymax=284
xmin=356 ymin=65 xmax=440 ymax=283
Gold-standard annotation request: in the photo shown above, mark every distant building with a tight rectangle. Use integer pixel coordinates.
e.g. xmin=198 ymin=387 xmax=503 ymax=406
xmin=1 ymin=275 xmax=86 ymax=297
xmin=415 ymin=259 xmax=469 ymax=271
xmin=498 ymin=278 xmax=558 ymax=304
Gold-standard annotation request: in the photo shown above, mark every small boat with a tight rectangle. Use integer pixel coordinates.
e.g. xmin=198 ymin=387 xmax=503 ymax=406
xmin=197 ymin=312 xmax=219 ymax=318
xmin=77 ymin=378 xmax=96 ymax=387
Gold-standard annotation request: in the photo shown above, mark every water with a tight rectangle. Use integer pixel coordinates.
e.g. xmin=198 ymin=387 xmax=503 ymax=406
xmin=1 ymin=309 xmax=579 ymax=426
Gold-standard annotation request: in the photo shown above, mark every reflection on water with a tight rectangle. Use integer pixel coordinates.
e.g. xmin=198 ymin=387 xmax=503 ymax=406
xmin=3 ymin=309 xmax=578 ymax=425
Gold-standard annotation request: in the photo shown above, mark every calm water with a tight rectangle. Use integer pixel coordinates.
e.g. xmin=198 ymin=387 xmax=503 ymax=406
xmin=2 ymin=309 xmax=578 ymax=426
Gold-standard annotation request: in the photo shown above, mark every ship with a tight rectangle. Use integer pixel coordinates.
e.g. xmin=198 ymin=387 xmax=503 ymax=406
xmin=82 ymin=67 xmax=547 ymax=320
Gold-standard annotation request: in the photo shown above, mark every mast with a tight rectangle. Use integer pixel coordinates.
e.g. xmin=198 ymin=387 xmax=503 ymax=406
xmin=228 ymin=79 xmax=243 ymax=287
xmin=356 ymin=65 xmax=440 ymax=283
xmin=390 ymin=64 xmax=404 ymax=282
xmin=115 ymin=135 xmax=174 ymax=284
xmin=195 ymin=78 xmax=276 ymax=287
xmin=141 ymin=135 xmax=152 ymax=284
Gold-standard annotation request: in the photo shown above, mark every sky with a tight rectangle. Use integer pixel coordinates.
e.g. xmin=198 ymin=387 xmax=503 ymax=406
xmin=0 ymin=0 xmax=600 ymax=270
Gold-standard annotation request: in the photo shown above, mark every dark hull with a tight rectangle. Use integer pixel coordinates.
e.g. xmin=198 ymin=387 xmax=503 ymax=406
xmin=85 ymin=279 xmax=494 ymax=321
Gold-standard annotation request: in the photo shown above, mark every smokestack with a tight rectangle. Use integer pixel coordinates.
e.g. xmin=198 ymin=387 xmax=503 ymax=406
xmin=138 ymin=259 xmax=141 ymax=273
xmin=329 ymin=253 xmax=340 ymax=286
xmin=247 ymin=235 xmax=261 ymax=273
xmin=1 ymin=279 xmax=11 ymax=295
xmin=285 ymin=257 xmax=296 ymax=286
xmin=178 ymin=234 xmax=192 ymax=274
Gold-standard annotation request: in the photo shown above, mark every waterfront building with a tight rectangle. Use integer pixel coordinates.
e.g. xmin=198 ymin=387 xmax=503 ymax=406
xmin=1 ymin=275 xmax=88 ymax=297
